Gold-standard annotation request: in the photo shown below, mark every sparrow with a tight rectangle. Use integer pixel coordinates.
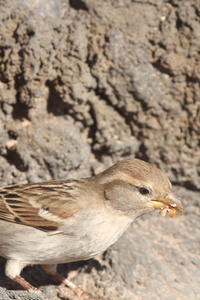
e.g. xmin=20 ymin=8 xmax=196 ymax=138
xmin=0 ymin=158 xmax=184 ymax=299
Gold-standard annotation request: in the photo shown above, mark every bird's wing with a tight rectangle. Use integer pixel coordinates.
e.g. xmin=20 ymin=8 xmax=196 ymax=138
xmin=0 ymin=179 xmax=81 ymax=232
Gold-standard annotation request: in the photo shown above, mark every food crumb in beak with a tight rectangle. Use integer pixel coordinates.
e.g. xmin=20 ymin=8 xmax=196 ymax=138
xmin=168 ymin=208 xmax=176 ymax=218
xmin=159 ymin=206 xmax=168 ymax=217
xmin=158 ymin=206 xmax=176 ymax=218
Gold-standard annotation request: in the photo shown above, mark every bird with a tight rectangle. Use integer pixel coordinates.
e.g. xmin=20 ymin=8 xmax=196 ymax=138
xmin=0 ymin=158 xmax=184 ymax=299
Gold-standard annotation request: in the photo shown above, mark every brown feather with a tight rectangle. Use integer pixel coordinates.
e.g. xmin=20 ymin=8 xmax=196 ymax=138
xmin=0 ymin=180 xmax=81 ymax=232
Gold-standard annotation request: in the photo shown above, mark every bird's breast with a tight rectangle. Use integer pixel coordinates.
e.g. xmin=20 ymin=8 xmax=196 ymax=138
xmin=60 ymin=208 xmax=134 ymax=259
xmin=0 ymin=208 xmax=133 ymax=265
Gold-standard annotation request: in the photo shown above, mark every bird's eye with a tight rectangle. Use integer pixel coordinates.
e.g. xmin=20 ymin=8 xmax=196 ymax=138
xmin=138 ymin=186 xmax=150 ymax=195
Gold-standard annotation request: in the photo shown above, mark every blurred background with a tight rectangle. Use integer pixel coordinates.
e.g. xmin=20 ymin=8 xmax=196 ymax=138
xmin=0 ymin=1 xmax=199 ymax=299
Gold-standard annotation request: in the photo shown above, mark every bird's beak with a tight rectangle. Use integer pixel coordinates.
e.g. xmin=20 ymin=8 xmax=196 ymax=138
xmin=151 ymin=189 xmax=185 ymax=218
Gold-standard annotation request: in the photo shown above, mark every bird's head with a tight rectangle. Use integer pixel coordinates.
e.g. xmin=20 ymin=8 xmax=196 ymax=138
xmin=98 ymin=158 xmax=184 ymax=219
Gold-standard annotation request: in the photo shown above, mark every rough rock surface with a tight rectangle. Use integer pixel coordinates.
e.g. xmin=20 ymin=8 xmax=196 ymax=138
xmin=0 ymin=0 xmax=199 ymax=299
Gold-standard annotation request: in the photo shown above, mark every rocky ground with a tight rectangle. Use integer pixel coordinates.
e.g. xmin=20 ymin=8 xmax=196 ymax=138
xmin=0 ymin=0 xmax=199 ymax=299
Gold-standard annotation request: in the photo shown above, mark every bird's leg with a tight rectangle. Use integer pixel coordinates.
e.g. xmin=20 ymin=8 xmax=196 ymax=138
xmin=12 ymin=275 xmax=47 ymax=299
xmin=54 ymin=272 xmax=103 ymax=300
xmin=5 ymin=259 xmax=47 ymax=299
xmin=42 ymin=264 xmax=103 ymax=300
xmin=12 ymin=275 xmax=35 ymax=290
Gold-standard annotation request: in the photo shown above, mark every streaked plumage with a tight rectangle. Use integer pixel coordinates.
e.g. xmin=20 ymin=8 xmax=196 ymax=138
xmin=0 ymin=158 xmax=184 ymax=299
